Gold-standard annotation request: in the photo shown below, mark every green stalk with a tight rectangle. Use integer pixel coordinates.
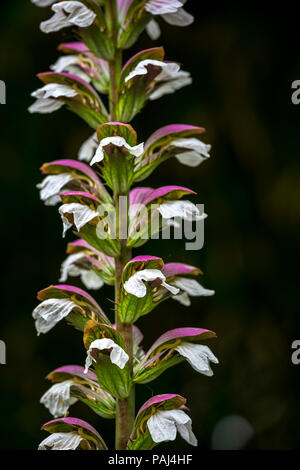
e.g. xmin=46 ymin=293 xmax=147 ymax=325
xmin=107 ymin=0 xmax=135 ymax=450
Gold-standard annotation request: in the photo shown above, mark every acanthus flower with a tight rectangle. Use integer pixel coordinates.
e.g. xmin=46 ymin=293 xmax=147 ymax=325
xmin=31 ymin=0 xmax=218 ymax=452
xmin=134 ymin=327 xmax=218 ymax=384
xmin=145 ymin=0 xmax=194 ymax=40
xmin=43 ymin=365 xmax=116 ymax=419
xmin=124 ymin=59 xmax=191 ymax=101
xmin=33 ymin=284 xmax=109 ymax=334
xmin=39 ymin=417 xmax=107 ymax=450
xmin=39 ymin=1 xmax=96 ymax=34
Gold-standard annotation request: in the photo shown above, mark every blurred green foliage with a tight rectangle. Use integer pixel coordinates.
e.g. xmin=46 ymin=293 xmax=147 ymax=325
xmin=0 ymin=1 xmax=299 ymax=449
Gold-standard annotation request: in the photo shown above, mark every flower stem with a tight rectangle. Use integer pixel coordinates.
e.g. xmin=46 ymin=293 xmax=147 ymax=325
xmin=107 ymin=2 xmax=134 ymax=449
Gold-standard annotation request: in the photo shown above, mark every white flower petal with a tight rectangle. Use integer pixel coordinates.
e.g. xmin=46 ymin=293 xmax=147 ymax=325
xmin=60 ymin=252 xmax=84 ymax=282
xmin=172 ymin=291 xmax=191 ymax=306
xmin=171 ymin=277 xmax=215 ymax=297
xmin=150 ymin=70 xmax=191 ymax=100
xmin=60 ymin=253 xmax=104 ymax=289
xmin=173 ymin=138 xmax=211 ymax=167
xmin=32 ymin=83 xmax=78 ymax=99
xmin=158 ymin=200 xmax=207 ymax=222
xmin=175 ymin=343 xmax=219 ymax=376
xmin=146 ymin=19 xmax=161 ymax=40
xmin=84 ymin=338 xmax=129 ymax=372
xmin=90 ymin=136 xmax=144 ymax=165
xmin=58 ymin=203 xmax=99 ymax=237
xmin=40 ymin=1 xmax=96 ymax=33
xmin=37 ymin=173 xmax=73 ymax=204
xmin=147 ymin=409 xmax=197 ymax=446
xmin=78 ymin=132 xmax=98 ymax=162
xmin=40 ymin=380 xmax=78 ymax=418
xmin=145 ymin=0 xmax=183 ymax=15
xmin=123 ymin=268 xmax=179 ymax=298
xmin=50 ymin=55 xmax=91 ymax=81
xmin=28 ymin=98 xmax=64 ymax=114
xmin=38 ymin=432 xmax=82 ymax=450
xmin=81 ymin=270 xmax=104 ymax=290
xmin=32 ymin=298 xmax=77 ymax=335
xmin=124 ymin=59 xmax=179 ymax=83
xmin=51 ymin=55 xmax=79 ymax=72
xmin=162 ymin=7 xmax=194 ymax=26
xmin=32 ymin=0 xmax=56 ymax=6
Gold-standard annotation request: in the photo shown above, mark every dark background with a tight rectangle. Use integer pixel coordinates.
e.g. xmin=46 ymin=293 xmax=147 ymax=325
xmin=0 ymin=0 xmax=299 ymax=449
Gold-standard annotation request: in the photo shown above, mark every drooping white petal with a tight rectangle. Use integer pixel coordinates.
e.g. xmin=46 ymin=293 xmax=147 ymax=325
xmin=173 ymin=138 xmax=211 ymax=167
xmin=171 ymin=277 xmax=215 ymax=297
xmin=58 ymin=203 xmax=99 ymax=237
xmin=175 ymin=343 xmax=219 ymax=376
xmin=60 ymin=252 xmax=85 ymax=282
xmin=50 ymin=55 xmax=91 ymax=82
xmin=40 ymin=380 xmax=78 ymax=418
xmin=31 ymin=83 xmax=78 ymax=100
xmin=147 ymin=409 xmax=197 ymax=446
xmin=78 ymin=132 xmax=98 ymax=162
xmin=158 ymin=200 xmax=207 ymax=223
xmin=125 ymin=59 xmax=179 ymax=83
xmin=84 ymin=338 xmax=129 ymax=373
xmin=50 ymin=55 xmax=80 ymax=73
xmin=60 ymin=252 xmax=104 ymax=289
xmin=81 ymin=270 xmax=104 ymax=290
xmin=146 ymin=19 xmax=161 ymax=40
xmin=150 ymin=70 xmax=191 ymax=100
xmin=32 ymin=298 xmax=78 ymax=335
xmin=90 ymin=136 xmax=144 ymax=165
xmin=37 ymin=173 xmax=73 ymax=205
xmin=172 ymin=291 xmax=191 ymax=306
xmin=123 ymin=269 xmax=179 ymax=298
xmin=145 ymin=0 xmax=182 ymax=15
xmin=38 ymin=432 xmax=83 ymax=450
xmin=40 ymin=1 xmax=96 ymax=33
xmin=162 ymin=7 xmax=194 ymax=26
xmin=28 ymin=98 xmax=64 ymax=114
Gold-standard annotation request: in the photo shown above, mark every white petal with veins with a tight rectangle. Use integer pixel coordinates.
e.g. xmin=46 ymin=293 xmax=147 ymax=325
xmin=171 ymin=277 xmax=215 ymax=297
xmin=147 ymin=409 xmax=197 ymax=446
xmin=84 ymin=338 xmax=129 ymax=372
xmin=31 ymin=83 xmax=78 ymax=99
xmin=38 ymin=432 xmax=83 ymax=450
xmin=40 ymin=380 xmax=78 ymax=418
xmin=59 ymin=203 xmax=99 ymax=237
xmin=123 ymin=268 xmax=179 ymax=298
xmin=28 ymin=98 xmax=64 ymax=114
xmin=173 ymin=138 xmax=211 ymax=167
xmin=90 ymin=136 xmax=144 ymax=165
xmin=158 ymin=200 xmax=207 ymax=222
xmin=150 ymin=70 xmax=191 ymax=100
xmin=33 ymin=298 xmax=78 ymax=335
xmin=37 ymin=173 xmax=73 ymax=205
xmin=145 ymin=0 xmax=183 ymax=15
xmin=175 ymin=343 xmax=219 ymax=376
xmin=40 ymin=1 xmax=96 ymax=33
xmin=78 ymin=132 xmax=98 ymax=161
